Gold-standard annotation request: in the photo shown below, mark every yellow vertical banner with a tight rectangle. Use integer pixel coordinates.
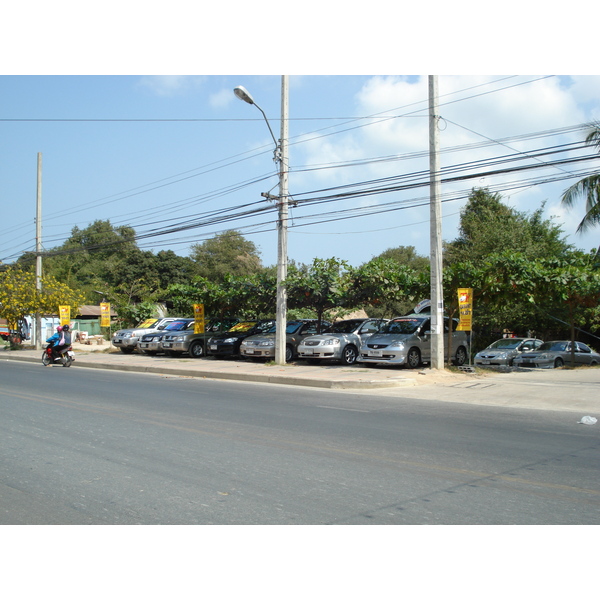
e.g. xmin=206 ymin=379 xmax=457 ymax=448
xmin=194 ymin=304 xmax=205 ymax=334
xmin=100 ymin=303 xmax=111 ymax=327
xmin=59 ymin=305 xmax=71 ymax=326
xmin=457 ymin=288 xmax=473 ymax=331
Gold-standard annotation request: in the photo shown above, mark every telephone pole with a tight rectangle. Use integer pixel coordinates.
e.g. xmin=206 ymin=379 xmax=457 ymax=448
xmin=429 ymin=76 xmax=444 ymax=369
xmin=35 ymin=152 xmax=42 ymax=350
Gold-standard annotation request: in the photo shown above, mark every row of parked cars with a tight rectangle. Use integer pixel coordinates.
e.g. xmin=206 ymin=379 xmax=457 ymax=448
xmin=111 ymin=314 xmax=471 ymax=368
xmin=111 ymin=316 xmax=600 ymax=369
xmin=474 ymin=337 xmax=600 ymax=369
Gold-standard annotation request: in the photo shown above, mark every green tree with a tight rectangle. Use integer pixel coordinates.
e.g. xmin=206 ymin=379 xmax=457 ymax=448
xmin=349 ymin=257 xmax=426 ymax=318
xmin=561 ymin=122 xmax=600 ymax=233
xmin=286 ymin=258 xmax=352 ymax=329
xmin=445 ymin=188 xmax=570 ymax=264
xmin=190 ymin=230 xmax=262 ymax=282
xmin=0 ymin=266 xmax=85 ymax=334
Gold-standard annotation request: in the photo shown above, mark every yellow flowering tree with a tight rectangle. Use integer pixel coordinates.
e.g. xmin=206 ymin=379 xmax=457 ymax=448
xmin=0 ymin=267 xmax=85 ymax=332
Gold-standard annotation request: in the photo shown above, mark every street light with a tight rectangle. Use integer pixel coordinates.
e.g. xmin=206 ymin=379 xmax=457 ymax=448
xmin=234 ymin=77 xmax=289 ymax=365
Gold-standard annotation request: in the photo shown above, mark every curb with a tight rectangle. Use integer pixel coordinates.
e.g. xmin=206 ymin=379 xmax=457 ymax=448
xmin=3 ymin=353 xmax=416 ymax=390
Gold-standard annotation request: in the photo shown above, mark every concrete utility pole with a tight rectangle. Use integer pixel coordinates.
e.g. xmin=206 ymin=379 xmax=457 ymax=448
xmin=35 ymin=152 xmax=43 ymax=350
xmin=233 ymin=76 xmax=290 ymax=365
xmin=428 ymin=76 xmax=444 ymax=369
xmin=275 ymin=75 xmax=289 ymax=365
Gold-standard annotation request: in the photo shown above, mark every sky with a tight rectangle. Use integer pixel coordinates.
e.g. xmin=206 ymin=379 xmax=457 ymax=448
xmin=2 ymin=73 xmax=599 ymax=271
xmin=2 ymin=3 xmax=599 ymax=273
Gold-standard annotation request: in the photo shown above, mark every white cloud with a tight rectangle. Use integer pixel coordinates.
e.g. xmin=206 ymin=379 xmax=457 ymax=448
xmin=137 ymin=75 xmax=206 ymax=96
xmin=293 ymin=75 xmax=600 ymax=259
xmin=208 ymin=88 xmax=234 ymax=109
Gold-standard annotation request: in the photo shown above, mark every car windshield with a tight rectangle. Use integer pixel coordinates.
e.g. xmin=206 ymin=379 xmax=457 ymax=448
xmin=138 ymin=318 xmax=160 ymax=329
xmin=330 ymin=320 xmax=362 ymax=334
xmin=379 ymin=319 xmax=424 ymax=335
xmin=164 ymin=320 xmax=191 ymax=331
xmin=488 ymin=338 xmax=526 ymax=350
xmin=538 ymin=341 xmax=568 ymax=352
xmin=264 ymin=321 xmax=305 ymax=334
xmin=227 ymin=321 xmax=258 ymax=333
xmin=286 ymin=321 xmax=306 ymax=334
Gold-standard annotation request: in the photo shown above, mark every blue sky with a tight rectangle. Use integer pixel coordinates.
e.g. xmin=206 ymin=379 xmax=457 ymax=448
xmin=2 ymin=4 xmax=599 ymax=272
xmin=2 ymin=74 xmax=599 ymax=270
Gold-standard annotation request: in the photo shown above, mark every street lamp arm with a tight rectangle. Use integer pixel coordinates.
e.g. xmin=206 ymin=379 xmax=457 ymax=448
xmin=234 ymin=85 xmax=278 ymax=151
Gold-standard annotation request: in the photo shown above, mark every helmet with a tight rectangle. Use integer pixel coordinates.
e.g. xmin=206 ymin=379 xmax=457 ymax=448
xmin=56 ymin=326 xmax=63 ymax=332
xmin=62 ymin=324 xmax=70 ymax=332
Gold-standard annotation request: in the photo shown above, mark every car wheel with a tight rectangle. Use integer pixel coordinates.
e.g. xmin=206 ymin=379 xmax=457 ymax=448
xmin=120 ymin=347 xmax=135 ymax=354
xmin=189 ymin=341 xmax=204 ymax=358
xmin=285 ymin=345 xmax=294 ymax=363
xmin=454 ymin=346 xmax=467 ymax=366
xmin=407 ymin=347 xmax=421 ymax=368
xmin=554 ymin=357 xmax=564 ymax=368
xmin=341 ymin=345 xmax=358 ymax=365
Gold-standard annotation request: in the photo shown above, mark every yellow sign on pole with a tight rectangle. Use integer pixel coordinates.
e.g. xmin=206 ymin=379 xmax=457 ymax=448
xmin=194 ymin=304 xmax=205 ymax=334
xmin=59 ymin=305 xmax=71 ymax=326
xmin=100 ymin=303 xmax=111 ymax=327
xmin=457 ymin=288 xmax=473 ymax=331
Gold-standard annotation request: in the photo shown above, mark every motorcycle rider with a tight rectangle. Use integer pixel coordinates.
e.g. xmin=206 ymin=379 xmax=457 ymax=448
xmin=53 ymin=324 xmax=72 ymax=360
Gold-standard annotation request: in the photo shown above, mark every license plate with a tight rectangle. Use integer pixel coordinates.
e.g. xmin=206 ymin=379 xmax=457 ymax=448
xmin=67 ymin=351 xmax=74 ymax=357
xmin=210 ymin=345 xmax=217 ymax=351
xmin=303 ymin=349 xmax=313 ymax=355
xmin=368 ymin=350 xmax=382 ymax=357
xmin=482 ymin=360 xmax=490 ymax=365
xmin=245 ymin=348 xmax=255 ymax=354
xmin=163 ymin=343 xmax=171 ymax=348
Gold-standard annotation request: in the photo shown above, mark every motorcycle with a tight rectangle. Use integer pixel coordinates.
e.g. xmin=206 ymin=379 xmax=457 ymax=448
xmin=42 ymin=340 xmax=75 ymax=367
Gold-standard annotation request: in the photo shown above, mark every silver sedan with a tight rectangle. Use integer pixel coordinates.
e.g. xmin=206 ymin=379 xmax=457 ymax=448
xmin=512 ymin=340 xmax=600 ymax=369
xmin=474 ymin=337 xmax=544 ymax=367
xmin=297 ymin=318 xmax=387 ymax=365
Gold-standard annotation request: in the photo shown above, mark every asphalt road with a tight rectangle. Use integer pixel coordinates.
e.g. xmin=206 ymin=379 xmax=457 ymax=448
xmin=1 ymin=360 xmax=599 ymax=524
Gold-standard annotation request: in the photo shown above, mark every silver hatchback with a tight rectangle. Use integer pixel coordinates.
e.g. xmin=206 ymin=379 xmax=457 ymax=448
xmin=297 ymin=318 xmax=387 ymax=365
xmin=358 ymin=314 xmax=468 ymax=368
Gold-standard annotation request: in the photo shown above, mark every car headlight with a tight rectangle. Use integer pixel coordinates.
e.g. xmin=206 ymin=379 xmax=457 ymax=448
xmin=494 ymin=352 xmax=508 ymax=358
xmin=259 ymin=340 xmax=274 ymax=347
xmin=538 ymin=354 xmax=549 ymax=359
xmin=223 ymin=337 xmax=238 ymax=344
xmin=387 ymin=342 xmax=405 ymax=350
xmin=174 ymin=335 xmax=185 ymax=341
xmin=323 ymin=339 xmax=340 ymax=346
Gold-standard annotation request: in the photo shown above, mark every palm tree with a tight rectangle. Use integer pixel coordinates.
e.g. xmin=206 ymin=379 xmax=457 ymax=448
xmin=561 ymin=122 xmax=600 ymax=233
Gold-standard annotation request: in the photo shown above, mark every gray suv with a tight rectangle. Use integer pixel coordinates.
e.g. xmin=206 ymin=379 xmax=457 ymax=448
xmin=160 ymin=318 xmax=240 ymax=358
xmin=358 ymin=314 xmax=468 ymax=368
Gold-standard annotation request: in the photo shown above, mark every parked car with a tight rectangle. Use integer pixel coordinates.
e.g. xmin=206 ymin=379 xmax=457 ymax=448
xmin=240 ymin=319 xmax=331 ymax=363
xmin=138 ymin=318 xmax=195 ymax=355
xmin=160 ymin=317 xmax=240 ymax=358
xmin=474 ymin=337 xmax=544 ymax=367
xmin=358 ymin=314 xmax=468 ymax=368
xmin=297 ymin=318 xmax=387 ymax=365
xmin=207 ymin=319 xmax=276 ymax=358
xmin=111 ymin=317 xmax=179 ymax=354
xmin=512 ymin=340 xmax=600 ymax=369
